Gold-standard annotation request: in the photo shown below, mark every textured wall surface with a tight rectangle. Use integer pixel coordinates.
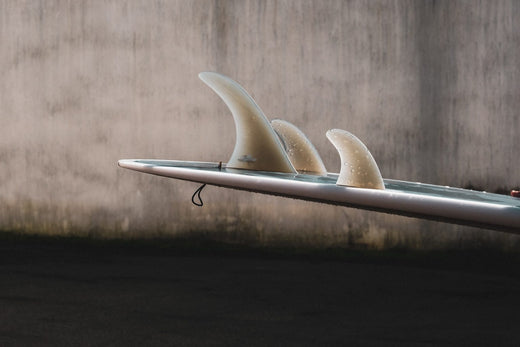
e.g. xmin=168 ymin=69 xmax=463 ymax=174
xmin=1 ymin=0 xmax=519 ymax=249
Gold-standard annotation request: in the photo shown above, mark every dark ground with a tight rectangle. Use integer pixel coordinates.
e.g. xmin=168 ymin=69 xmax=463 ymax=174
xmin=1 ymin=233 xmax=520 ymax=346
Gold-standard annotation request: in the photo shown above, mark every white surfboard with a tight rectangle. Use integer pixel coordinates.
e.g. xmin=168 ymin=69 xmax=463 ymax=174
xmin=119 ymin=72 xmax=520 ymax=233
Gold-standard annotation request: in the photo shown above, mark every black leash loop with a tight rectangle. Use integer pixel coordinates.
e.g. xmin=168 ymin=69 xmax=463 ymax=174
xmin=191 ymin=184 xmax=206 ymax=207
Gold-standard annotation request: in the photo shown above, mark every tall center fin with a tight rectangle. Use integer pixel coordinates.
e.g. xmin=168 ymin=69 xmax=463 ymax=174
xmin=199 ymin=72 xmax=296 ymax=173
xmin=326 ymin=129 xmax=385 ymax=189
xmin=271 ymin=119 xmax=327 ymax=175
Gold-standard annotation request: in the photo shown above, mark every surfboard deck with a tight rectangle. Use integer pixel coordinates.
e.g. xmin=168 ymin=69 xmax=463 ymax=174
xmin=118 ymin=159 xmax=520 ymax=233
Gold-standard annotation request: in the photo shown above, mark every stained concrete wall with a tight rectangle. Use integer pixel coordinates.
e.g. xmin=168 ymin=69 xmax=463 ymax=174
xmin=1 ymin=0 xmax=519 ymax=249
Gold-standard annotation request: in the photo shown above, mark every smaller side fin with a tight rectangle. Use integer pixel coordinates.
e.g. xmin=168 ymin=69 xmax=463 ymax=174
xmin=271 ymin=119 xmax=327 ymax=175
xmin=326 ymin=129 xmax=385 ymax=189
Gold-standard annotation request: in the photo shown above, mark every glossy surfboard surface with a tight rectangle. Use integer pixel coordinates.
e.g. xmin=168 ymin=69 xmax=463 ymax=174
xmin=118 ymin=159 xmax=520 ymax=233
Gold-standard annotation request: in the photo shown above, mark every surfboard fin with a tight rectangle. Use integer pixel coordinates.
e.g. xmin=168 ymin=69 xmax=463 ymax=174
xmin=199 ymin=72 xmax=296 ymax=173
xmin=271 ymin=119 xmax=327 ymax=175
xmin=326 ymin=129 xmax=385 ymax=189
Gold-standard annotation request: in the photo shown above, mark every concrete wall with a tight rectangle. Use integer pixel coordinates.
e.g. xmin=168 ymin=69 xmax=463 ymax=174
xmin=1 ymin=0 xmax=519 ymax=249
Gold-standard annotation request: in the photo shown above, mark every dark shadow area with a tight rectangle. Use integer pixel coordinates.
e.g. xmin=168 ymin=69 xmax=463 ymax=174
xmin=1 ymin=231 xmax=520 ymax=346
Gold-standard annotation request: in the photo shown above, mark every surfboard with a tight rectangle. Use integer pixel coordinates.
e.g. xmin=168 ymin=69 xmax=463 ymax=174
xmin=118 ymin=72 xmax=520 ymax=233
xmin=118 ymin=159 xmax=520 ymax=233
